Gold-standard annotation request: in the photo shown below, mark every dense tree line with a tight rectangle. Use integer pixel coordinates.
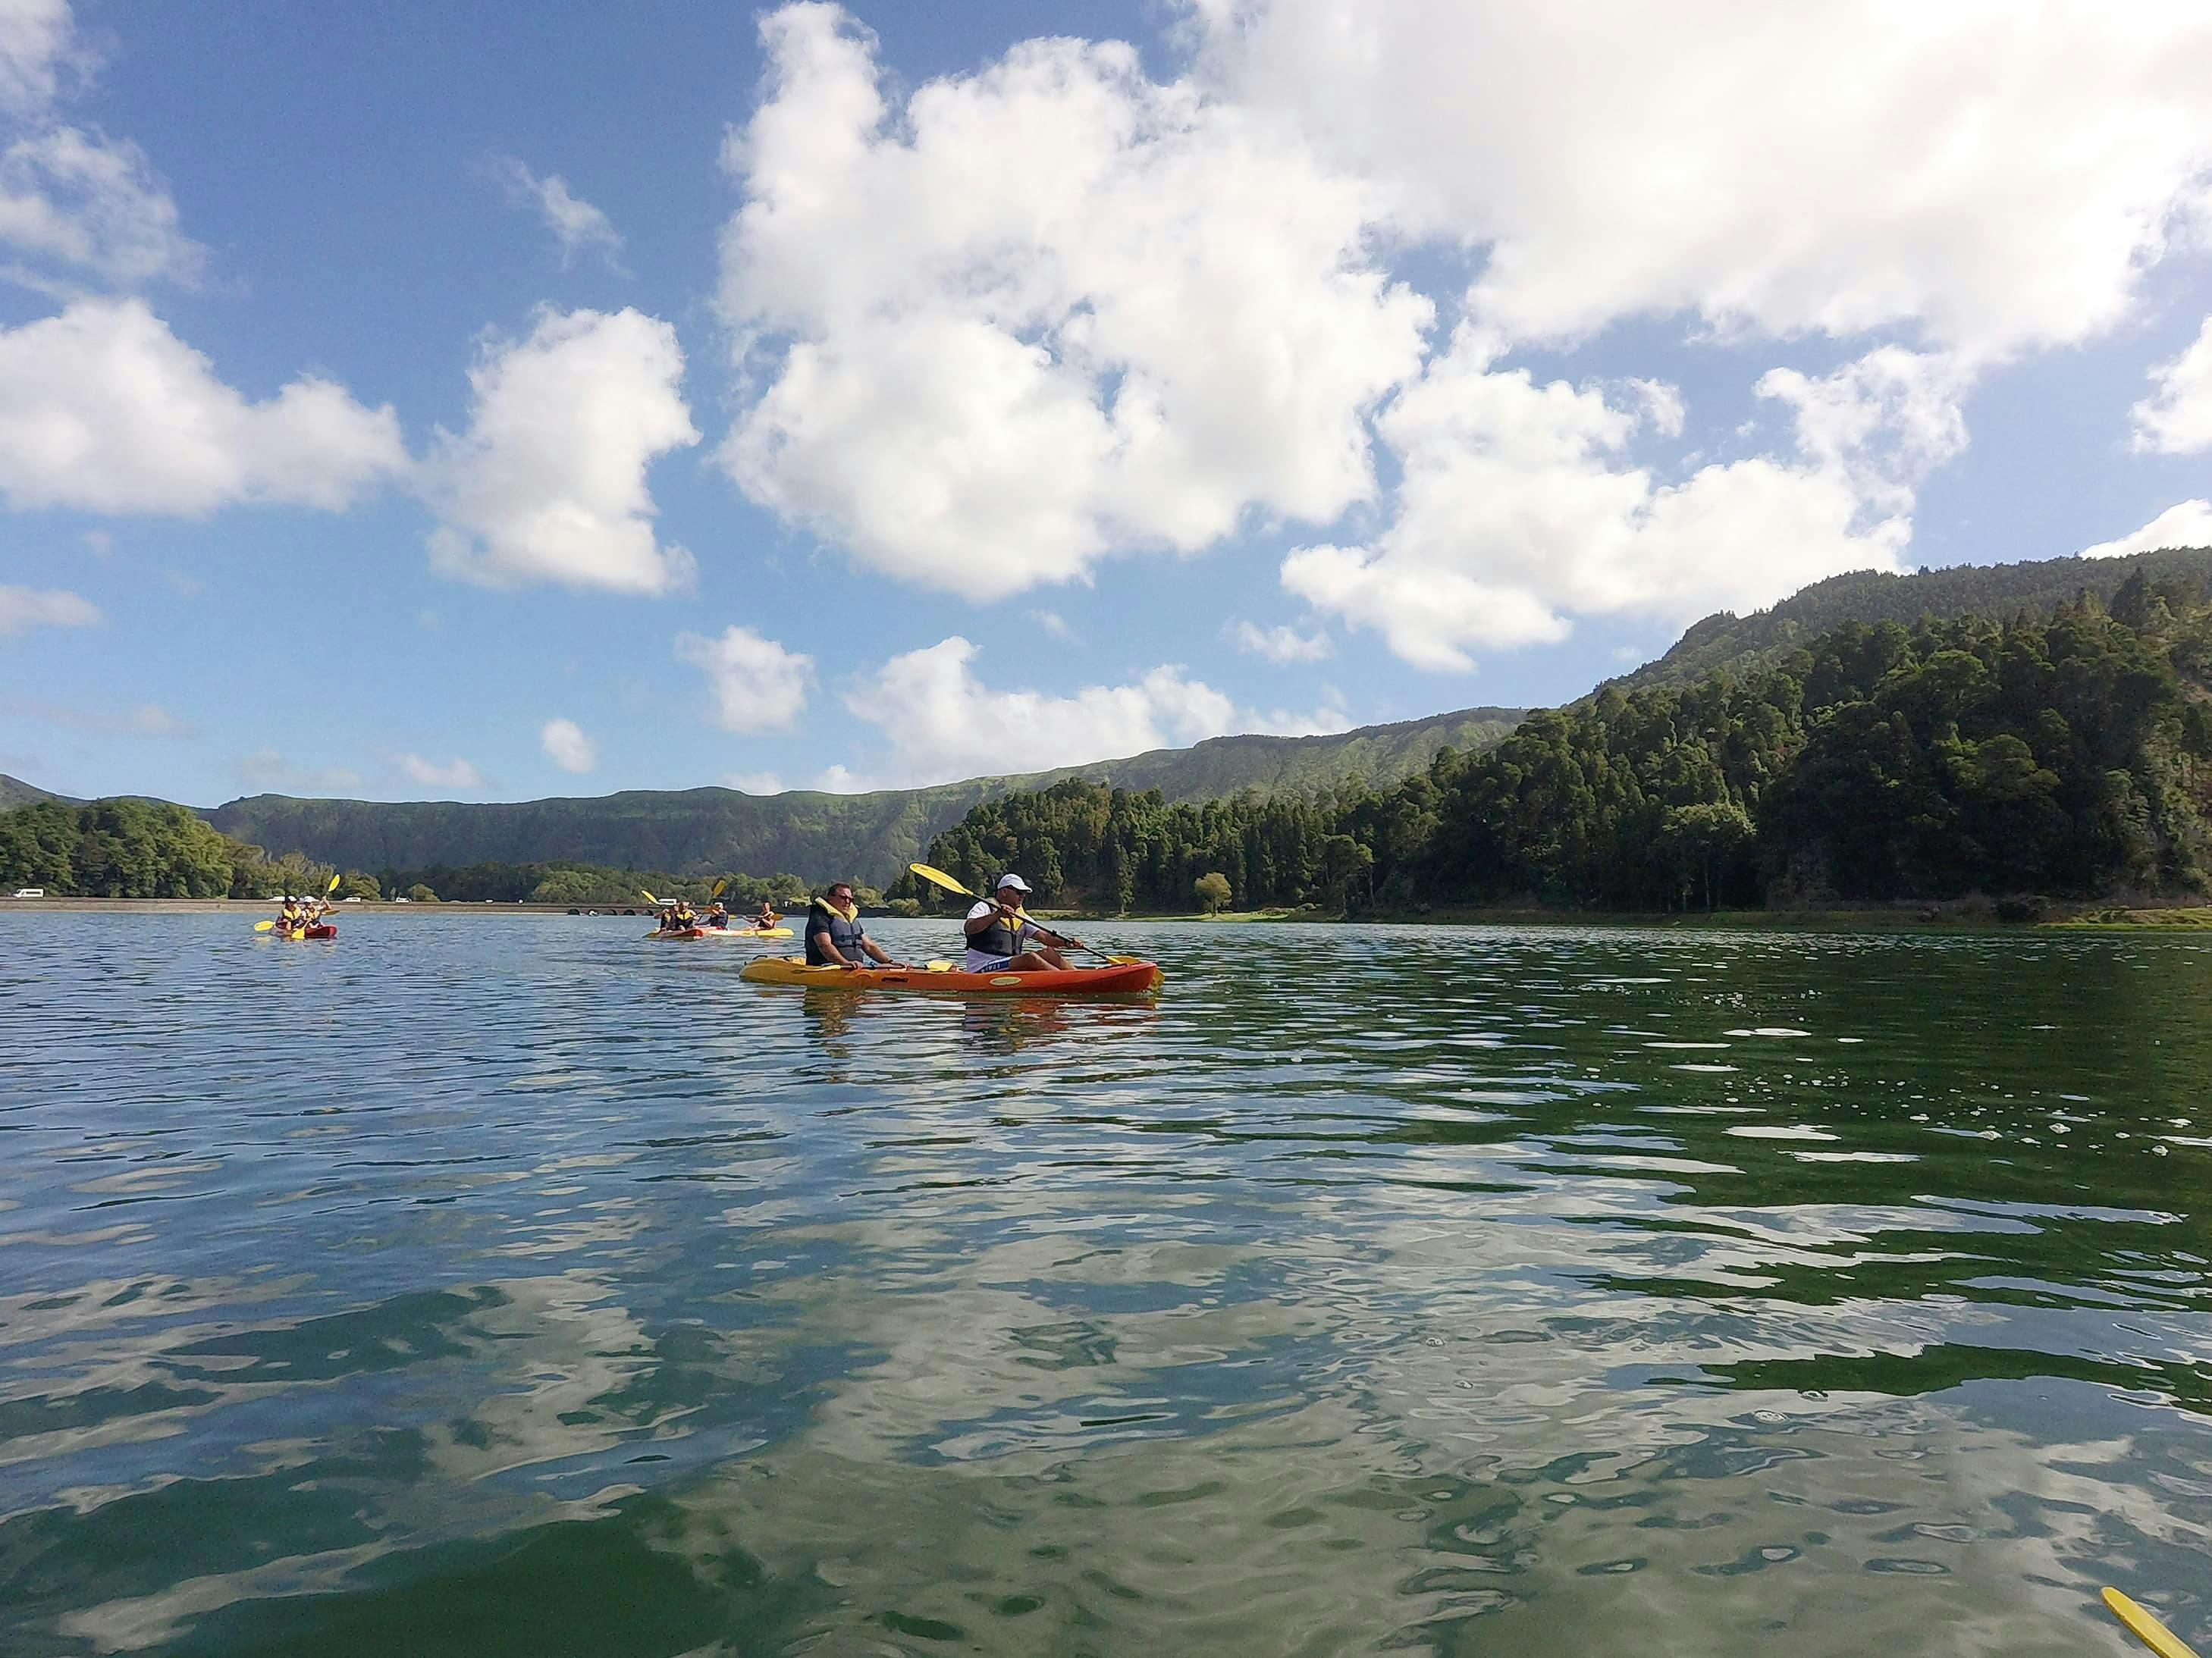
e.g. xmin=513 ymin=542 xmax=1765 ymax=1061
xmin=902 ymin=572 xmax=2212 ymax=914
xmin=373 ymin=862 xmax=816 ymax=907
xmin=0 ymin=800 xmax=332 ymax=898
xmin=0 ymin=802 xmax=830 ymax=907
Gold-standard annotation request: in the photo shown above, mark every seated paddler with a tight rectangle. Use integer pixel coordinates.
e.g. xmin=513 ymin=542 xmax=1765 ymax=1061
xmin=962 ymin=873 xmax=1081 ymax=972
xmin=806 ymin=882 xmax=904 ymax=969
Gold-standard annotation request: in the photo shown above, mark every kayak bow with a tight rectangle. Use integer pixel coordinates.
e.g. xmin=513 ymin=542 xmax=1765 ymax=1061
xmin=740 ymin=955 xmax=1162 ymax=995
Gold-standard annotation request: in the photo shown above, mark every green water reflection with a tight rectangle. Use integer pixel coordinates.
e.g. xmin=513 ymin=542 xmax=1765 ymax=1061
xmin=0 ymin=917 xmax=2207 ymax=1654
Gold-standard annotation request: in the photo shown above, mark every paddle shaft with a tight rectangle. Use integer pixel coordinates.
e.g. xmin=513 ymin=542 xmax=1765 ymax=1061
xmin=2106 ymin=1590 xmax=2200 ymax=1658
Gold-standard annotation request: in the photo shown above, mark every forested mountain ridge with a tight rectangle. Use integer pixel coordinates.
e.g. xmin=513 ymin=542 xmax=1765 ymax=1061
xmin=16 ymin=547 xmax=2212 ymax=899
xmin=199 ymin=706 xmax=1525 ymax=884
xmin=0 ymin=798 xmax=349 ymax=899
xmin=1611 ymin=545 xmax=2212 ymax=694
xmin=911 ymin=566 xmax=2212 ymax=914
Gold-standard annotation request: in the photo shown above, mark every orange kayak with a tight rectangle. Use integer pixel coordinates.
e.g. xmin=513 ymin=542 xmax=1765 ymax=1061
xmin=739 ymin=956 xmax=1162 ymax=995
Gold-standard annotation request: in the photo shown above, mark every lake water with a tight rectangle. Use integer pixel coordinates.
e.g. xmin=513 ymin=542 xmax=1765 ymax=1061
xmin=2 ymin=914 xmax=2208 ymax=1655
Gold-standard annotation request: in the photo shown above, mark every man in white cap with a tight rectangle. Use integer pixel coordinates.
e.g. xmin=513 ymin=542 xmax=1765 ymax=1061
xmin=962 ymin=873 xmax=1077 ymax=972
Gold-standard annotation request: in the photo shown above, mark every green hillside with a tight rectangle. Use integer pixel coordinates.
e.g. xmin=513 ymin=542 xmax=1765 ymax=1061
xmin=1611 ymin=545 xmax=2212 ymax=693
xmin=920 ymin=565 xmax=2212 ymax=914
xmin=203 ymin=706 xmax=1524 ymax=884
xmin=0 ymin=774 xmax=70 ymax=811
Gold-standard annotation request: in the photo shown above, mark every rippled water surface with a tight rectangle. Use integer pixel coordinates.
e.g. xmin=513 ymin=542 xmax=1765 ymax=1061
xmin=3 ymin=913 xmax=2210 ymax=1655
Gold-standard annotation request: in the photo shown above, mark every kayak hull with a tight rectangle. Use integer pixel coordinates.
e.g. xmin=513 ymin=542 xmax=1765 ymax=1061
xmin=646 ymin=927 xmax=707 ymax=940
xmin=740 ymin=955 xmax=1162 ymax=995
xmin=275 ymin=923 xmax=337 ymax=939
xmin=704 ymin=926 xmax=792 ymax=939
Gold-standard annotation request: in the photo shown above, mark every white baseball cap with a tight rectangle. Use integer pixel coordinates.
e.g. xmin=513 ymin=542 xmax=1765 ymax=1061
xmin=994 ymin=873 xmax=1032 ymax=892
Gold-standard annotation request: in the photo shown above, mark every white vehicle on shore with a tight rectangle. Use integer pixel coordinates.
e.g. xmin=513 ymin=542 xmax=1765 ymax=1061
xmin=12 ymin=888 xmax=44 ymax=898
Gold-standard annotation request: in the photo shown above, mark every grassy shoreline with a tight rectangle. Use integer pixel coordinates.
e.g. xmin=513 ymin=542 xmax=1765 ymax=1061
xmin=15 ymin=896 xmax=2212 ymax=929
xmin=1046 ymin=900 xmax=2212 ymax=929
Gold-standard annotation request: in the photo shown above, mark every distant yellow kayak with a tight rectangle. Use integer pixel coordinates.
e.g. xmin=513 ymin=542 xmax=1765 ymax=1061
xmin=705 ymin=926 xmax=791 ymax=939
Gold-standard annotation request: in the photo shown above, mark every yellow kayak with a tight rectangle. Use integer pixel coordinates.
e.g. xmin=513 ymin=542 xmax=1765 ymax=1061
xmin=706 ymin=925 xmax=792 ymax=939
xmin=740 ymin=955 xmax=1162 ymax=995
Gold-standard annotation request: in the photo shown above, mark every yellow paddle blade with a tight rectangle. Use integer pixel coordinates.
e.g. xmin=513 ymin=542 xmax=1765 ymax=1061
xmin=2106 ymin=1590 xmax=2200 ymax=1658
xmin=710 ymin=876 xmax=726 ymax=898
xmin=923 ymin=959 xmax=954 ymax=971
xmin=326 ymin=873 xmax=341 ymax=893
xmin=640 ymin=890 xmax=657 ymax=905
xmin=253 ymin=920 xmax=276 ymax=931
xmin=908 ymin=863 xmax=975 ymax=898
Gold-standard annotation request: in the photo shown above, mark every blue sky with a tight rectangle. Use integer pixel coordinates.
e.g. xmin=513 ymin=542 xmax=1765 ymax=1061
xmin=5 ymin=0 xmax=2212 ymax=806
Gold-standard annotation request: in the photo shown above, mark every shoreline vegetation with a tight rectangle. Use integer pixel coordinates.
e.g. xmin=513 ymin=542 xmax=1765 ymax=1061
xmin=9 ymin=895 xmax=2207 ymax=929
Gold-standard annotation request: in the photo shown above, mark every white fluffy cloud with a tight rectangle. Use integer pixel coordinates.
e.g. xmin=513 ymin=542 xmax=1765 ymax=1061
xmin=0 ymin=581 xmax=98 ymax=636
xmin=538 ymin=716 xmax=598 ymax=773
xmin=0 ymin=2 xmax=205 ymax=293
xmin=1225 ymin=619 xmax=1332 ymax=663
xmin=0 ymin=126 xmax=204 ymax=289
xmin=2082 ymin=500 xmax=2212 ymax=560
xmin=693 ymin=2 xmax=2212 ymax=655
xmin=2131 ymin=318 xmax=2212 ymax=455
xmin=715 ymin=3 xmax=1430 ymax=600
xmin=676 ymin=625 xmax=813 ymax=732
xmin=488 ymin=156 xmax=624 ymax=271
xmin=427 ymin=307 xmax=698 ymax=594
xmin=1282 ymin=333 xmax=1937 ymax=671
xmin=1758 ymin=347 xmax=1972 ymax=511
xmin=394 ymin=753 xmax=484 ymax=791
xmin=0 ymin=298 xmax=406 ymax=512
xmin=725 ymin=769 xmax=787 ymax=795
xmin=842 ymin=636 xmax=1238 ymax=785
xmin=0 ymin=0 xmax=75 ymax=118
xmin=1201 ymin=1 xmax=2212 ymax=357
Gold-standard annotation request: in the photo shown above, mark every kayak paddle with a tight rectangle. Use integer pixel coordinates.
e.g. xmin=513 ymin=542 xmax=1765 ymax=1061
xmin=2105 ymin=1589 xmax=2199 ymax=1658
xmin=905 ymin=863 xmax=1139 ymax=964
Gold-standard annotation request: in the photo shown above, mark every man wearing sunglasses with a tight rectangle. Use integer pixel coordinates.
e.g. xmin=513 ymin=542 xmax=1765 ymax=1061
xmin=805 ymin=882 xmax=905 ymax=969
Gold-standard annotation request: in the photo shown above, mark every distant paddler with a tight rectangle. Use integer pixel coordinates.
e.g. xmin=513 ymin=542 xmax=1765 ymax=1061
xmin=806 ymin=882 xmax=905 ymax=970
xmin=751 ymin=900 xmax=780 ymax=930
xmin=256 ymin=873 xmax=340 ymax=936
xmin=704 ymin=901 xmax=730 ymax=930
xmin=655 ymin=898 xmax=698 ymax=934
